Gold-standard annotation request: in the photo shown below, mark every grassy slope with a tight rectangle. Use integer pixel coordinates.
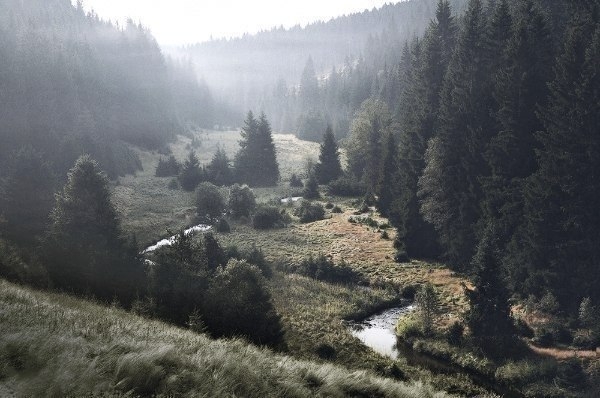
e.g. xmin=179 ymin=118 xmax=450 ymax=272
xmin=0 ymin=278 xmax=451 ymax=398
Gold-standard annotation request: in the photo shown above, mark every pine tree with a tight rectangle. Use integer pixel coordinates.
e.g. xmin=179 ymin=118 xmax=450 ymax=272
xmin=465 ymin=223 xmax=515 ymax=351
xmin=234 ymin=111 xmax=279 ymax=187
xmin=0 ymin=147 xmax=56 ymax=245
xmin=179 ymin=151 xmax=204 ymax=191
xmin=44 ymin=155 xmax=144 ymax=304
xmin=207 ymin=147 xmax=233 ymax=186
xmin=303 ymin=170 xmax=320 ymax=200
xmin=419 ymin=0 xmax=494 ymax=269
xmin=377 ymin=133 xmax=401 ymax=219
xmin=315 ymin=126 xmax=342 ymax=184
xmin=393 ymin=1 xmax=456 ymax=259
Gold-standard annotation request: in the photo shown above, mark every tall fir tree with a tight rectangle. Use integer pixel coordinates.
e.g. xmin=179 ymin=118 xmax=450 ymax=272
xmin=465 ymin=223 xmax=515 ymax=352
xmin=179 ymin=150 xmax=204 ymax=191
xmin=315 ymin=126 xmax=342 ymax=184
xmin=207 ymin=147 xmax=233 ymax=186
xmin=44 ymin=155 xmax=144 ymax=304
xmin=234 ymin=111 xmax=279 ymax=187
xmin=377 ymin=133 xmax=401 ymax=219
xmin=419 ymin=0 xmax=495 ymax=269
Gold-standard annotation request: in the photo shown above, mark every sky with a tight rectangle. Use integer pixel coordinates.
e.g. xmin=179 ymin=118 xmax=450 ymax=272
xmin=75 ymin=0 xmax=392 ymax=46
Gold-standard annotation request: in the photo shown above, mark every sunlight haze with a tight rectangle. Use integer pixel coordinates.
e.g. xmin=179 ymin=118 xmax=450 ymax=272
xmin=76 ymin=0 xmax=393 ymax=46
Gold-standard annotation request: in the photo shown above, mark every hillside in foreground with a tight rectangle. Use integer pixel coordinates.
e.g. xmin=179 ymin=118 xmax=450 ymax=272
xmin=0 ymin=278 xmax=451 ymax=398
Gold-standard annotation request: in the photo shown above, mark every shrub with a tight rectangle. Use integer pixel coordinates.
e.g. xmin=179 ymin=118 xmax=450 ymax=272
xmin=533 ymin=328 xmax=554 ymax=347
xmin=401 ymin=284 xmax=418 ymax=300
xmin=303 ymin=172 xmax=320 ymax=199
xmin=514 ymin=317 xmax=535 ymax=338
xmin=446 ymin=321 xmax=464 ymax=346
xmin=252 ymin=206 xmax=288 ymax=229
xmin=396 ymin=315 xmax=423 ymax=340
xmin=394 ymin=250 xmax=409 ymax=263
xmin=228 ymin=184 xmax=256 ymax=219
xmin=327 ymin=177 xmax=366 ymax=197
xmin=289 ymin=173 xmax=304 ymax=188
xmin=381 ymin=230 xmax=390 ymax=240
xmin=195 ymin=182 xmax=225 ymax=223
xmin=215 ymin=218 xmax=230 ymax=233
xmin=572 ymin=331 xmax=599 ymax=350
xmin=287 ymin=255 xmax=363 ymax=285
xmin=332 ymin=205 xmax=342 ymax=213
xmin=315 ymin=343 xmax=336 ymax=360
xmin=295 ymin=201 xmax=325 ymax=223
xmin=203 ymin=259 xmax=284 ymax=346
xmin=325 ymin=202 xmax=334 ymax=209
xmin=227 ymin=245 xmax=272 ymax=278
xmin=414 ymin=284 xmax=440 ymax=336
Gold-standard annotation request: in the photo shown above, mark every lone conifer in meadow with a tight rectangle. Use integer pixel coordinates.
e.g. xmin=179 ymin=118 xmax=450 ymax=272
xmin=315 ymin=126 xmax=342 ymax=184
xmin=179 ymin=151 xmax=204 ymax=191
xmin=234 ymin=111 xmax=279 ymax=187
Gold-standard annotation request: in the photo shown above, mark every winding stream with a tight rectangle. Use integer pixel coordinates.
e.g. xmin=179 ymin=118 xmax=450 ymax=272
xmin=348 ymin=304 xmax=415 ymax=359
xmin=142 ymin=224 xmax=212 ymax=253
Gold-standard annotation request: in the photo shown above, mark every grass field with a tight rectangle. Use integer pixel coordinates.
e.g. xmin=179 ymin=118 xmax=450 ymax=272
xmin=108 ymin=130 xmax=489 ymax=395
xmin=0 ymin=278 xmax=454 ymax=398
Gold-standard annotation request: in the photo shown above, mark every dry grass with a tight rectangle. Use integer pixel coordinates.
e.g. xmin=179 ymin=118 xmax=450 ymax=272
xmin=0 ymin=278 xmax=452 ymax=398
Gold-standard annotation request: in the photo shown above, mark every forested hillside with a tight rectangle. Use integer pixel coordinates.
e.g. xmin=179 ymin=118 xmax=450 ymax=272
xmin=0 ymin=0 xmax=214 ymax=179
xmin=343 ymin=0 xmax=600 ymax=322
xmin=182 ymin=0 xmax=468 ymax=137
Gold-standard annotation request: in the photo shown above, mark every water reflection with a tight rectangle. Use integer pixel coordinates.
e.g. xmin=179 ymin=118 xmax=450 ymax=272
xmin=349 ymin=304 xmax=415 ymax=359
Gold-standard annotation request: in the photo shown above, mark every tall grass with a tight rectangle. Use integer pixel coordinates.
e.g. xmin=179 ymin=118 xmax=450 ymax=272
xmin=0 ymin=279 xmax=452 ymax=397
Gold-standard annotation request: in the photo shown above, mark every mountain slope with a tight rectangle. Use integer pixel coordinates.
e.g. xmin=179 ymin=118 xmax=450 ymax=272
xmin=0 ymin=278 xmax=451 ymax=397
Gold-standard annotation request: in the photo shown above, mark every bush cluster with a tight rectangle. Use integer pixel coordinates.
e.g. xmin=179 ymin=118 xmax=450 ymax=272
xmin=327 ymin=177 xmax=366 ymax=197
xmin=252 ymin=206 xmax=289 ymax=229
xmin=285 ymin=255 xmax=363 ymax=285
xmin=294 ymin=201 xmax=325 ymax=223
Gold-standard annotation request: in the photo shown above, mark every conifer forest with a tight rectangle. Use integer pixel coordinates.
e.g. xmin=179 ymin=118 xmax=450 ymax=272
xmin=0 ymin=0 xmax=599 ymax=397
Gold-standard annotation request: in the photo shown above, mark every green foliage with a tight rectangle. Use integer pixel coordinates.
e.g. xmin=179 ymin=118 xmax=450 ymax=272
xmin=207 ymin=147 xmax=233 ymax=186
xmin=252 ymin=206 xmax=288 ymax=229
xmin=0 ymin=147 xmax=56 ymax=245
xmin=446 ymin=321 xmax=464 ymax=346
xmin=396 ymin=315 xmax=423 ymax=340
xmin=227 ymin=184 xmax=256 ymax=219
xmin=285 ymin=255 xmax=363 ymax=285
xmin=234 ymin=112 xmax=280 ymax=187
xmin=327 ymin=177 xmax=367 ymax=197
xmin=302 ymin=171 xmax=320 ymax=199
xmin=294 ymin=201 xmax=325 ymax=224
xmin=44 ymin=155 xmax=145 ymax=305
xmin=155 ymin=155 xmax=181 ymax=177
xmin=204 ymin=259 xmax=284 ymax=346
xmin=464 ymin=224 xmax=515 ymax=352
xmin=415 ymin=284 xmax=441 ymax=336
xmin=195 ymin=182 xmax=225 ymax=223
xmin=215 ymin=218 xmax=231 ymax=233
xmin=315 ymin=126 xmax=343 ymax=184
xmin=178 ymin=151 xmax=205 ymax=191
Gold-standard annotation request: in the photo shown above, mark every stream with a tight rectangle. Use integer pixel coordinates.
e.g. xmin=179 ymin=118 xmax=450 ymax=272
xmin=348 ymin=303 xmax=415 ymax=359
xmin=142 ymin=224 xmax=212 ymax=253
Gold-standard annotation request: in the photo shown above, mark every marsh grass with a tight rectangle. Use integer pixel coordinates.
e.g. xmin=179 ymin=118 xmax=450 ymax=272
xmin=0 ymin=279 xmax=452 ymax=398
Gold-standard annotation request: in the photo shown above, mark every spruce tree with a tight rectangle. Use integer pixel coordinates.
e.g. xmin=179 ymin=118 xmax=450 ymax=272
xmin=234 ymin=111 xmax=279 ymax=187
xmin=44 ymin=155 xmax=144 ymax=304
xmin=315 ymin=126 xmax=342 ymax=184
xmin=207 ymin=147 xmax=233 ymax=186
xmin=179 ymin=151 xmax=204 ymax=191
xmin=465 ymin=223 xmax=515 ymax=352
xmin=303 ymin=170 xmax=320 ymax=200
xmin=419 ymin=0 xmax=494 ymax=269
xmin=0 ymin=147 xmax=56 ymax=245
xmin=377 ymin=133 xmax=401 ymax=219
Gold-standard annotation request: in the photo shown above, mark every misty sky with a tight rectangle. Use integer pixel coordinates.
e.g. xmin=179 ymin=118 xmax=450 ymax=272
xmin=75 ymin=0 xmax=393 ymax=46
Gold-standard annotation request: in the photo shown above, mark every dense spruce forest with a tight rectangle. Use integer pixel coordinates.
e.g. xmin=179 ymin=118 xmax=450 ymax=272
xmin=1 ymin=0 xmax=600 ymax=396
xmin=183 ymin=0 xmax=469 ymax=138
xmin=0 ymin=0 xmax=215 ymax=180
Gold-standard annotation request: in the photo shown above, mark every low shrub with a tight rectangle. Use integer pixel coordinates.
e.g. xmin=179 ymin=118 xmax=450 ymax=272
xmin=195 ymin=182 xmax=225 ymax=223
xmin=446 ymin=321 xmax=464 ymax=346
xmin=533 ymin=328 xmax=554 ymax=347
xmin=252 ymin=206 xmax=288 ymax=229
xmin=228 ymin=184 xmax=256 ymax=219
xmin=332 ymin=205 xmax=342 ymax=213
xmin=286 ymin=255 xmax=363 ymax=285
xmin=295 ymin=201 xmax=325 ymax=223
xmin=325 ymin=202 xmax=334 ymax=209
xmin=396 ymin=315 xmax=422 ymax=340
xmin=215 ymin=218 xmax=230 ymax=233
xmin=315 ymin=343 xmax=336 ymax=360
xmin=327 ymin=177 xmax=366 ymax=197
xmin=514 ymin=317 xmax=535 ymax=338
xmin=155 ymin=155 xmax=181 ymax=177
xmin=289 ymin=173 xmax=304 ymax=188
xmin=167 ymin=178 xmax=179 ymax=190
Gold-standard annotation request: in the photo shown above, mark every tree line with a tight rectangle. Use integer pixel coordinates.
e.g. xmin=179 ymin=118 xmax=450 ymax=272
xmin=342 ymin=0 xmax=599 ymax=325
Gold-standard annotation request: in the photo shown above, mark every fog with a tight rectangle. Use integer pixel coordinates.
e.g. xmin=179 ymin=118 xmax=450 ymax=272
xmin=74 ymin=0 xmax=392 ymax=45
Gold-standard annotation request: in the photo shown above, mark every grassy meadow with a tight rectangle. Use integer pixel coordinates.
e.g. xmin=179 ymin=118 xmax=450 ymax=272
xmin=0 ymin=278 xmax=454 ymax=398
